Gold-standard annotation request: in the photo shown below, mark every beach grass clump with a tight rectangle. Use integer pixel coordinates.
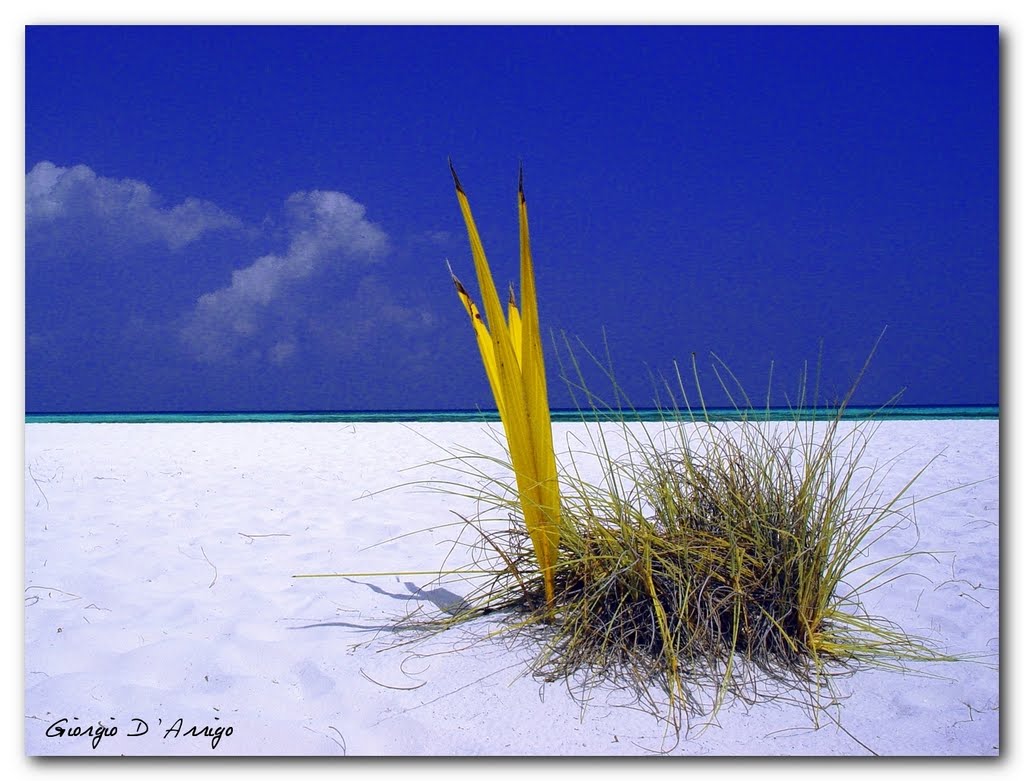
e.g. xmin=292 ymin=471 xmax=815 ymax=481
xmin=431 ymin=167 xmax=954 ymax=730
xmin=423 ymin=350 xmax=954 ymax=729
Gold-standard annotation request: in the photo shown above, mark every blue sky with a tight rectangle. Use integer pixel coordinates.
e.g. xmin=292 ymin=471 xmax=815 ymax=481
xmin=24 ymin=24 xmax=998 ymax=412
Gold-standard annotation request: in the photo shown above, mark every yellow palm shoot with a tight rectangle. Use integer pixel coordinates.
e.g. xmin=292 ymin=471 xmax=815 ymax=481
xmin=448 ymin=163 xmax=561 ymax=606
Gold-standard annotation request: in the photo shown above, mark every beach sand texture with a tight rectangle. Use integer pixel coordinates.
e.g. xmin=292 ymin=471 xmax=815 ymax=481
xmin=24 ymin=420 xmax=999 ymax=756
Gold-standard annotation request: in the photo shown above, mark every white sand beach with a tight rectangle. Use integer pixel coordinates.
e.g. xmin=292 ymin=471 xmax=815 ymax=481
xmin=23 ymin=419 xmax=999 ymax=756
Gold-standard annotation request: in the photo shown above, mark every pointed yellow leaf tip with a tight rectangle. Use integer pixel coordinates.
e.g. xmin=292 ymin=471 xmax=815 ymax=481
xmin=447 ymin=262 xmax=469 ymax=300
xmin=447 ymin=260 xmax=473 ymax=316
xmin=449 ymin=157 xmax=466 ymax=195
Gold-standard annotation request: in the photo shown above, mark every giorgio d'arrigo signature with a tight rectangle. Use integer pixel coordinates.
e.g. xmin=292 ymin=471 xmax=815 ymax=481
xmin=43 ymin=715 xmax=233 ymax=750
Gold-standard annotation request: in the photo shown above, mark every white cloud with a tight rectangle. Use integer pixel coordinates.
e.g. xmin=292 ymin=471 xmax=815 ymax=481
xmin=181 ymin=189 xmax=392 ymax=363
xmin=25 ymin=161 xmax=242 ymax=250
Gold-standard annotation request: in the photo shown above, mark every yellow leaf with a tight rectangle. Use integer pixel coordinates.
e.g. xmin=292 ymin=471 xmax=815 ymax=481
xmin=516 ymin=168 xmax=561 ymax=585
xmin=448 ymin=162 xmax=560 ymax=605
xmin=449 ymin=262 xmax=505 ymax=415
xmin=508 ymin=284 xmax=523 ymax=368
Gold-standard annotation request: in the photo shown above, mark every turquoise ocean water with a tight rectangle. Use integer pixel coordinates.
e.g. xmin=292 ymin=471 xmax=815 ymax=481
xmin=25 ymin=406 xmax=998 ymax=424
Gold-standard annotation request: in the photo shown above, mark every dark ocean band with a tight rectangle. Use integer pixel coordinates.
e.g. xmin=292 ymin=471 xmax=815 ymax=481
xmin=25 ymin=406 xmax=999 ymax=424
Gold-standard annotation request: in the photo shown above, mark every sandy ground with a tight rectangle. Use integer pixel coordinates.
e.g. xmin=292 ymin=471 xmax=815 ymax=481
xmin=22 ymin=419 xmax=999 ymax=756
